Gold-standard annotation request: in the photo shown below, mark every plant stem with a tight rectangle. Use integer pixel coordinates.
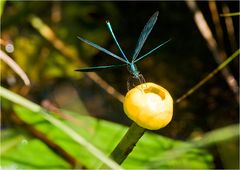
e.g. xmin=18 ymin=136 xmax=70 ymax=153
xmin=99 ymin=122 xmax=145 ymax=169
xmin=220 ymin=12 xmax=240 ymax=17
xmin=176 ymin=48 xmax=240 ymax=103
xmin=111 ymin=122 xmax=145 ymax=164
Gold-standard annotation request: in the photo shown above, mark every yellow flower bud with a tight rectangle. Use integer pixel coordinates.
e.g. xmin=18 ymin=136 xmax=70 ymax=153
xmin=123 ymin=82 xmax=173 ymax=130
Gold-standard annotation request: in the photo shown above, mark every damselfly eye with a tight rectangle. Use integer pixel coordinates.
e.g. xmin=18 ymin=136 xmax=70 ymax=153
xmin=123 ymin=82 xmax=173 ymax=130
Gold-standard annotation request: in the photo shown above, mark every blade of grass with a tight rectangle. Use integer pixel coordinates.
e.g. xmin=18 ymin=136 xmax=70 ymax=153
xmin=176 ymin=48 xmax=239 ymax=103
xmin=0 ymin=50 xmax=31 ymax=86
xmin=0 ymin=86 xmax=123 ymax=170
xmin=220 ymin=12 xmax=240 ymax=17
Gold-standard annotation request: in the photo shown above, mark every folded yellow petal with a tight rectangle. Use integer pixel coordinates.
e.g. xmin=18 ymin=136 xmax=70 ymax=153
xmin=123 ymin=82 xmax=173 ymax=130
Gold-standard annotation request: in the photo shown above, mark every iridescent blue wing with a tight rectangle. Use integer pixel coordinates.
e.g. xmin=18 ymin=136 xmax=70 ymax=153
xmin=132 ymin=11 xmax=159 ymax=62
xmin=75 ymin=64 xmax=127 ymax=72
xmin=78 ymin=36 xmax=128 ymax=64
xmin=134 ymin=39 xmax=171 ymax=63
xmin=106 ymin=21 xmax=129 ymax=63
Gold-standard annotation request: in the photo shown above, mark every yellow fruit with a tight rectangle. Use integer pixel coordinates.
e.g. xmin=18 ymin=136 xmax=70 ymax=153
xmin=123 ymin=82 xmax=173 ymax=130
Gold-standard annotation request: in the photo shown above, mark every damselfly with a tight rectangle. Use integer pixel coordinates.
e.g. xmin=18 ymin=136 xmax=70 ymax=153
xmin=75 ymin=11 xmax=171 ymax=90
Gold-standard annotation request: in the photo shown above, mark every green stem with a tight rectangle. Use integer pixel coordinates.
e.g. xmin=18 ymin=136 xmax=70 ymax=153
xmin=220 ymin=12 xmax=240 ymax=17
xmin=112 ymin=122 xmax=145 ymax=164
xmin=99 ymin=122 xmax=145 ymax=169
xmin=176 ymin=48 xmax=240 ymax=103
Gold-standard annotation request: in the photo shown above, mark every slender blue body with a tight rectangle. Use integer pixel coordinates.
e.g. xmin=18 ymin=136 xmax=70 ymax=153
xmin=75 ymin=11 xmax=171 ymax=85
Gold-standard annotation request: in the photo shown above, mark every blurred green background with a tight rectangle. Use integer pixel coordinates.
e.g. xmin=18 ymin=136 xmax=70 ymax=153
xmin=1 ymin=1 xmax=239 ymax=169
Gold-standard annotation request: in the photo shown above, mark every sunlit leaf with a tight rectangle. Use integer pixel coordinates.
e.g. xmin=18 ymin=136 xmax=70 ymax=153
xmin=11 ymin=105 xmax=213 ymax=169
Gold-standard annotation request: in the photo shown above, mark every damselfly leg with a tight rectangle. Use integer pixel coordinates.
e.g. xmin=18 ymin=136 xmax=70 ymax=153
xmin=127 ymin=74 xmax=147 ymax=91
xmin=138 ymin=74 xmax=148 ymax=90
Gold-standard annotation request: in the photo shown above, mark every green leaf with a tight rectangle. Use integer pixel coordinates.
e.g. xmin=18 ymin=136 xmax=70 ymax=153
xmin=13 ymin=105 xmax=125 ymax=169
xmin=0 ymin=86 xmax=122 ymax=169
xmin=122 ymin=133 xmax=213 ymax=169
xmin=1 ymin=129 xmax=25 ymax=155
xmin=1 ymin=86 xmax=214 ymax=169
xmin=1 ymin=138 xmax=71 ymax=169
xmin=13 ymin=105 xmax=213 ymax=169
xmin=1 ymin=128 xmax=70 ymax=169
